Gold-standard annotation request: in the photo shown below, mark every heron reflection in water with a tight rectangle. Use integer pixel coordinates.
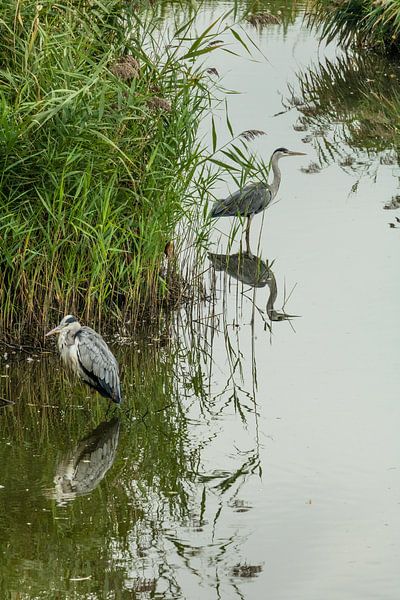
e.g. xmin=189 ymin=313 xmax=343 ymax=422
xmin=45 ymin=418 xmax=120 ymax=505
xmin=208 ymin=251 xmax=296 ymax=321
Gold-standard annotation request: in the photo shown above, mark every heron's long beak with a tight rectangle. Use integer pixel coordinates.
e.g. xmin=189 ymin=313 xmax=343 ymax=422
xmin=45 ymin=325 xmax=62 ymax=337
xmin=288 ymin=151 xmax=306 ymax=156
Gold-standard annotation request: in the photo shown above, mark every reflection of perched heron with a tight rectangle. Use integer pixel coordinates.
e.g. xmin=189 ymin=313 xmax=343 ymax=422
xmin=46 ymin=315 xmax=122 ymax=404
xmin=208 ymin=251 xmax=270 ymax=288
xmin=46 ymin=418 xmax=120 ymax=505
xmin=210 ymin=148 xmax=305 ymax=248
xmin=208 ymin=251 xmax=296 ymax=321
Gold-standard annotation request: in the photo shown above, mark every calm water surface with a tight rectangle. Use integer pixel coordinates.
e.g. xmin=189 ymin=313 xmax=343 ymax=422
xmin=1 ymin=2 xmax=400 ymax=598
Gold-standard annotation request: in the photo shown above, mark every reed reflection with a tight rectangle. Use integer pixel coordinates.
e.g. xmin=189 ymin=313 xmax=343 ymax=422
xmin=46 ymin=417 xmax=120 ymax=505
xmin=287 ymin=51 xmax=400 ymax=177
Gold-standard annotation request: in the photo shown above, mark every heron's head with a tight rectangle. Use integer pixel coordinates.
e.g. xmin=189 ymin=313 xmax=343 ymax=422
xmin=45 ymin=315 xmax=80 ymax=337
xmin=272 ymin=147 xmax=306 ymax=160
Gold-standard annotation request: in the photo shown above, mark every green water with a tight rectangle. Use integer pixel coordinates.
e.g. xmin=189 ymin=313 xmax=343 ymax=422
xmin=0 ymin=342 xmax=200 ymax=597
xmin=1 ymin=1 xmax=400 ymax=598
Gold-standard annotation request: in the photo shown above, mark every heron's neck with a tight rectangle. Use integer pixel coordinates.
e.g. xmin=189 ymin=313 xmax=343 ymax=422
xmin=58 ymin=323 xmax=81 ymax=350
xmin=269 ymin=159 xmax=281 ymax=200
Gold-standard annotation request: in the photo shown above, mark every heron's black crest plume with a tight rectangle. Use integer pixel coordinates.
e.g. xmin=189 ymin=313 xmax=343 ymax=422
xmin=65 ymin=315 xmax=78 ymax=324
xmin=274 ymin=147 xmax=289 ymax=153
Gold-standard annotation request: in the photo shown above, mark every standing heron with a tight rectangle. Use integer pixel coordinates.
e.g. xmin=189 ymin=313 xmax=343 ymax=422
xmin=46 ymin=315 xmax=122 ymax=404
xmin=210 ymin=147 xmax=306 ymax=250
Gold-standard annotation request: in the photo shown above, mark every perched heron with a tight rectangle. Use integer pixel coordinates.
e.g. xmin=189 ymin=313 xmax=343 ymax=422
xmin=46 ymin=315 xmax=122 ymax=404
xmin=210 ymin=147 xmax=306 ymax=249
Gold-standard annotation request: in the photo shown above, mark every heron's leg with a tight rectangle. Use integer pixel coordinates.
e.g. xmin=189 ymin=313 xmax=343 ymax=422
xmin=245 ymin=215 xmax=253 ymax=255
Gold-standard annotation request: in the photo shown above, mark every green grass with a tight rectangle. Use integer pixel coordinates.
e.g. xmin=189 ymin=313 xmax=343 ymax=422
xmin=0 ymin=0 xmax=274 ymax=345
xmin=0 ymin=0 xmax=218 ymax=343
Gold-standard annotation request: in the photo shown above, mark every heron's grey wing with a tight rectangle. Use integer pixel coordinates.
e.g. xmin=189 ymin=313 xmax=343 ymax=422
xmin=252 ymin=183 xmax=272 ymax=214
xmin=76 ymin=327 xmax=122 ymax=403
xmin=210 ymin=182 xmax=269 ymax=218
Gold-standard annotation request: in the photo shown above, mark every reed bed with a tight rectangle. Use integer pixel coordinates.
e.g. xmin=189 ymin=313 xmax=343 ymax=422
xmin=0 ymin=0 xmax=221 ymax=344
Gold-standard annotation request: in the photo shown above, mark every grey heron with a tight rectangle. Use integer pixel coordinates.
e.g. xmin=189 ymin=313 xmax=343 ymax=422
xmin=210 ymin=147 xmax=306 ymax=249
xmin=46 ymin=315 xmax=122 ymax=404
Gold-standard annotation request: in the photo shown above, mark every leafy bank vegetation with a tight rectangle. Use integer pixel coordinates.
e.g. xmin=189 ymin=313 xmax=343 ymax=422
xmin=0 ymin=0 xmax=218 ymax=343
